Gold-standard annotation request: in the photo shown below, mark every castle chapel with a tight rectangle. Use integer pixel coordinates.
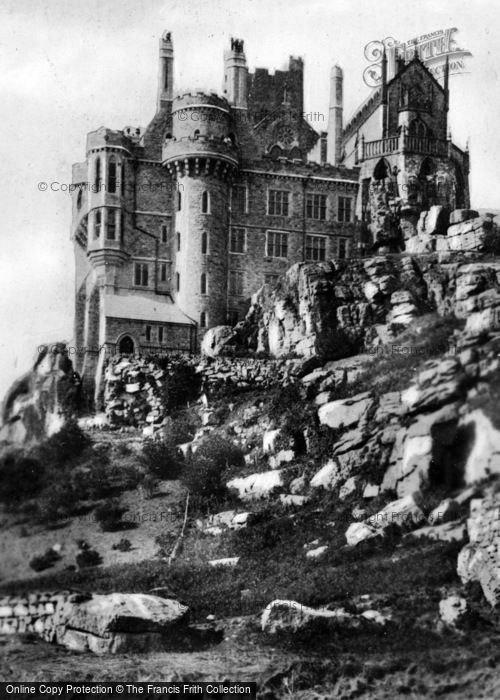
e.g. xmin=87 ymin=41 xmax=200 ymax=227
xmin=71 ymin=32 xmax=470 ymax=399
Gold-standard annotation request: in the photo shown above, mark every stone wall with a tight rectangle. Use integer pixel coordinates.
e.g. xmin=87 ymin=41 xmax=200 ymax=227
xmin=101 ymin=353 xmax=302 ymax=435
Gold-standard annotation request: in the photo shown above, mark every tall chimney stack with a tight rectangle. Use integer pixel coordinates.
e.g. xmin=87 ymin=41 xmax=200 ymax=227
xmin=157 ymin=31 xmax=174 ymax=111
xmin=327 ymin=65 xmax=343 ymax=165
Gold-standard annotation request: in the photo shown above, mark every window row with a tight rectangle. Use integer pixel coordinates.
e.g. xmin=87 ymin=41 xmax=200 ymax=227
xmin=144 ymin=325 xmax=169 ymax=343
xmin=93 ymin=208 xmax=123 ymax=241
xmin=230 ymin=186 xmax=354 ymax=222
xmin=94 ymin=156 xmax=125 ymax=195
xmin=176 ymin=190 xmax=211 ymax=213
xmin=133 ymin=261 xmax=169 ymax=288
xmin=229 ymin=230 xmax=351 ymax=260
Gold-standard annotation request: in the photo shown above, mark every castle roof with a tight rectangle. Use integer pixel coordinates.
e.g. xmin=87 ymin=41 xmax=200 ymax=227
xmin=104 ymin=294 xmax=195 ymax=326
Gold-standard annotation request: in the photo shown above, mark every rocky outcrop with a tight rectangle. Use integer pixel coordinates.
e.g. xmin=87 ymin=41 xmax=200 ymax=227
xmin=0 ymin=343 xmax=81 ymax=446
xmin=457 ymin=492 xmax=500 ymax=606
xmin=239 ymin=251 xmax=500 ymax=361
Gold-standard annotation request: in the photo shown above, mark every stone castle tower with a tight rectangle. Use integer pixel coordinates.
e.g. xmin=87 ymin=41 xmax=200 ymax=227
xmin=71 ymin=32 xmax=469 ymax=403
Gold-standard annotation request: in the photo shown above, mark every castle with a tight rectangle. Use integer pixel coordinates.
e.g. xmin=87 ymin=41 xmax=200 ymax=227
xmin=71 ymin=31 xmax=470 ymax=401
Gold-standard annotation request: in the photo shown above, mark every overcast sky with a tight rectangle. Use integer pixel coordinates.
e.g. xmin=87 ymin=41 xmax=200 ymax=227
xmin=0 ymin=0 xmax=499 ymax=401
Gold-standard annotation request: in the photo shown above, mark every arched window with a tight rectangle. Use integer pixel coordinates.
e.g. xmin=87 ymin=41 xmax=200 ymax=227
xmin=269 ymin=145 xmax=282 ymax=160
xmin=107 ymin=209 xmax=117 ymax=240
xmin=121 ymin=162 xmax=125 ymax=196
xmin=108 ymin=156 xmax=117 ymax=193
xmin=201 ymin=273 xmax=207 ymax=294
xmin=176 ymin=231 xmax=181 ymax=251
xmin=94 ymin=157 xmax=101 ymax=189
xmin=177 ymin=191 xmax=182 ymax=211
xmin=202 ymin=191 xmax=210 ymax=213
xmin=409 ymin=119 xmax=427 ymax=139
xmin=193 ymin=129 xmax=200 ymax=139
xmin=201 ymin=231 xmax=208 ymax=254
xmin=119 ymin=336 xmax=134 ymax=354
xmin=94 ymin=209 xmax=102 ymax=238
xmin=200 ymin=311 xmax=207 ymax=328
xmin=176 ymin=272 xmax=180 ymax=292
xmin=373 ymin=158 xmax=389 ymax=181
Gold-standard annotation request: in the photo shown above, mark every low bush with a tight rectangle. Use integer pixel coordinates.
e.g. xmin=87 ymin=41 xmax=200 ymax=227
xmin=112 ymin=538 xmax=133 ymax=552
xmin=35 ymin=420 xmax=90 ymax=469
xmin=76 ymin=548 xmax=102 ymax=569
xmin=162 ymin=363 xmax=202 ymax=410
xmin=0 ymin=452 xmax=44 ymax=505
xmin=140 ymin=439 xmax=182 ymax=480
xmin=29 ymin=547 xmax=61 ymax=572
xmin=181 ymin=435 xmax=244 ymax=512
xmin=95 ymin=499 xmax=129 ymax=532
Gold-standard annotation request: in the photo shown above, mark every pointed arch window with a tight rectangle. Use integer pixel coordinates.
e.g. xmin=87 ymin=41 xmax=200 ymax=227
xmin=200 ymin=311 xmax=207 ymax=328
xmin=201 ymin=272 xmax=207 ymax=294
xmin=201 ymin=231 xmax=208 ymax=254
xmin=177 ymin=231 xmax=181 ymax=251
xmin=177 ymin=190 xmax=182 ymax=211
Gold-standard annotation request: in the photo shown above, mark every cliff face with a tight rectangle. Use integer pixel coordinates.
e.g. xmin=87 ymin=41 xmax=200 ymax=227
xmin=0 ymin=344 xmax=81 ymax=447
xmin=239 ymin=253 xmax=500 ymax=360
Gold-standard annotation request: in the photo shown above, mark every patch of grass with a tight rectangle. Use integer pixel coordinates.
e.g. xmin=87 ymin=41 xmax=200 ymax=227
xmin=335 ymin=313 xmax=464 ymax=400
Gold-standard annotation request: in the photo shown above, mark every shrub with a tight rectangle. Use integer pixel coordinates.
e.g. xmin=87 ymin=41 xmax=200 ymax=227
xmin=76 ymin=548 xmax=102 ymax=569
xmin=181 ymin=435 xmax=244 ymax=511
xmin=482 ymin=221 xmax=500 ymax=255
xmin=163 ymin=363 xmax=201 ymax=410
xmin=29 ymin=547 xmax=61 ymax=572
xmin=112 ymin=538 xmax=133 ymax=552
xmin=0 ymin=452 xmax=44 ymax=505
xmin=95 ymin=499 xmax=129 ymax=532
xmin=140 ymin=439 xmax=182 ymax=480
xmin=35 ymin=420 xmax=90 ymax=469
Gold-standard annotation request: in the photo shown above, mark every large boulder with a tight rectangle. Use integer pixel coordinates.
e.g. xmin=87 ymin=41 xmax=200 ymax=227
xmin=227 ymin=469 xmax=283 ymax=500
xmin=318 ymin=392 xmax=373 ymax=431
xmin=345 ymin=493 xmax=426 ymax=545
xmin=0 ymin=343 xmax=81 ymax=446
xmin=58 ymin=593 xmax=189 ymax=654
xmin=261 ymin=600 xmax=389 ymax=635
xmin=200 ymin=326 xmax=237 ymax=358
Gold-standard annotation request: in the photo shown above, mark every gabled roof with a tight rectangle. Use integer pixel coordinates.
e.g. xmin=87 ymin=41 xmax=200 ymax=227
xmin=387 ymin=54 xmax=446 ymax=94
xmin=104 ymin=294 xmax=195 ymax=325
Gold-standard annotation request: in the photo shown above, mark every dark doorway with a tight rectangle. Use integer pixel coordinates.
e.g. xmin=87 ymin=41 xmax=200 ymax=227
xmin=119 ymin=335 xmax=135 ymax=354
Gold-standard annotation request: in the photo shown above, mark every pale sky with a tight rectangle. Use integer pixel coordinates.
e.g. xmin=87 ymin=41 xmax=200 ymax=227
xmin=0 ymin=0 xmax=499 ymax=401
